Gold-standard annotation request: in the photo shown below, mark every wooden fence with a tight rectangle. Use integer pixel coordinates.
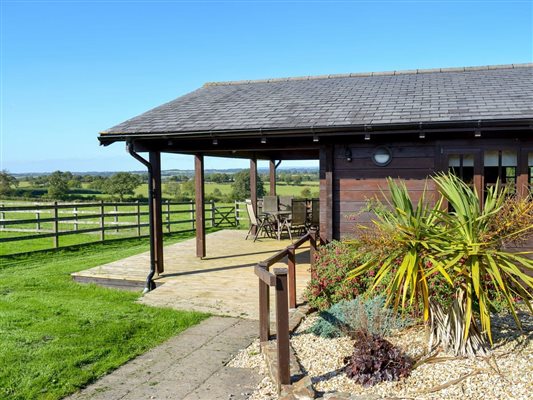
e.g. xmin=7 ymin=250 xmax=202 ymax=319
xmin=0 ymin=200 xmax=246 ymax=254
xmin=254 ymin=228 xmax=318 ymax=387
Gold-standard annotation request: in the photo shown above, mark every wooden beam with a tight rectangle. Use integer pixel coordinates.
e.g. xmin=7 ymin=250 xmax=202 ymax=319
xmin=518 ymin=148 xmax=529 ymax=198
xmin=319 ymin=145 xmax=334 ymax=242
xmin=149 ymin=151 xmax=164 ymax=274
xmin=269 ymin=159 xmax=276 ymax=195
xmin=195 ymin=154 xmax=206 ymax=258
xmin=250 ymin=158 xmax=258 ymax=236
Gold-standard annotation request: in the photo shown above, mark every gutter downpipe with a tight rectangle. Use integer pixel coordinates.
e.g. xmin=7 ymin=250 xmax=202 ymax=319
xmin=126 ymin=141 xmax=156 ymax=294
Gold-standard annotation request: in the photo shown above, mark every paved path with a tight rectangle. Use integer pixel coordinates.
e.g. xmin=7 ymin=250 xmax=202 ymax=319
xmin=67 ymin=317 xmax=261 ymax=400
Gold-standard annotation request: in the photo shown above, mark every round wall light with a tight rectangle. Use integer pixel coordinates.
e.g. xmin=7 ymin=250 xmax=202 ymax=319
xmin=372 ymin=146 xmax=392 ymax=167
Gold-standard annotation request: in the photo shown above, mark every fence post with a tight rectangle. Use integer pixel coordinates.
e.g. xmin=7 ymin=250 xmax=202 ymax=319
xmin=274 ymin=267 xmax=290 ymax=386
xmin=210 ymin=199 xmax=215 ymax=227
xmin=136 ymin=200 xmax=141 ymax=237
xmin=234 ymin=201 xmax=239 ymax=227
xmin=258 ymin=262 xmax=270 ymax=343
xmin=190 ymin=200 xmax=195 ymax=230
xmin=166 ymin=200 xmax=171 ymax=233
xmin=100 ymin=200 xmax=105 ymax=242
xmin=287 ymin=245 xmax=297 ymax=309
xmin=73 ymin=207 xmax=78 ymax=231
xmin=35 ymin=210 xmax=41 ymax=231
xmin=114 ymin=204 xmax=119 ymax=233
xmin=53 ymin=201 xmax=59 ymax=248
xmin=0 ymin=205 xmax=4 ymax=230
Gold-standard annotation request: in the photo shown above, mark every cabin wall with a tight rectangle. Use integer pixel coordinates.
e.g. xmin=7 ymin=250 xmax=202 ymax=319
xmin=319 ymin=138 xmax=533 ymax=246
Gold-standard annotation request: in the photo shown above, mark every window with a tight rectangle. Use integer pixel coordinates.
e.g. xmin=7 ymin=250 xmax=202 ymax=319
xmin=484 ymin=150 xmax=517 ymax=193
xmin=448 ymin=154 xmax=475 ymax=185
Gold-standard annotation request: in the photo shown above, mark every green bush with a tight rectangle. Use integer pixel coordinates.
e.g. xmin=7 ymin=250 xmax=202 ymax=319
xmin=304 ymin=241 xmax=373 ymax=310
xmin=308 ymin=296 xmax=412 ymax=339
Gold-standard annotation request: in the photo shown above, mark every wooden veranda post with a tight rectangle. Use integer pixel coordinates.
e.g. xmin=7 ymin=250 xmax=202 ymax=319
xmin=320 ymin=146 xmax=334 ymax=242
xmin=518 ymin=149 xmax=529 ymax=198
xmin=195 ymin=154 xmax=206 ymax=258
xmin=269 ymin=159 xmax=276 ymax=196
xmin=250 ymin=158 xmax=258 ymax=236
xmin=150 ymin=151 xmax=164 ymax=274
xmin=258 ymin=261 xmax=270 ymax=342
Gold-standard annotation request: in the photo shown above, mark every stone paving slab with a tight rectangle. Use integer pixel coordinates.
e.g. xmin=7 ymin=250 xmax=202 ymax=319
xmin=66 ymin=317 xmax=261 ymax=400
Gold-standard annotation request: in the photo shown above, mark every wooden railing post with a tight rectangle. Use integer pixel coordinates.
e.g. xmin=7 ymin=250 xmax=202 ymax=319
xmin=35 ymin=210 xmax=40 ymax=231
xmin=114 ymin=204 xmax=119 ymax=233
xmin=234 ymin=201 xmax=239 ymax=227
xmin=73 ymin=207 xmax=78 ymax=231
xmin=100 ymin=200 xmax=105 ymax=242
xmin=166 ymin=200 xmax=171 ymax=233
xmin=53 ymin=201 xmax=59 ymax=248
xmin=136 ymin=200 xmax=141 ymax=237
xmin=287 ymin=245 xmax=297 ymax=309
xmin=274 ymin=267 xmax=290 ymax=386
xmin=309 ymin=228 xmax=318 ymax=270
xmin=258 ymin=262 xmax=270 ymax=343
xmin=190 ymin=201 xmax=195 ymax=230
xmin=210 ymin=200 xmax=215 ymax=227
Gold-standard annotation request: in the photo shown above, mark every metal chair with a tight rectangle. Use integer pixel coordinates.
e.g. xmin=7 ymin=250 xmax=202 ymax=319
xmin=262 ymin=196 xmax=278 ymax=213
xmin=279 ymin=196 xmax=293 ymax=211
xmin=308 ymin=198 xmax=320 ymax=231
xmin=280 ymin=199 xmax=307 ymax=241
xmin=245 ymin=199 xmax=275 ymax=241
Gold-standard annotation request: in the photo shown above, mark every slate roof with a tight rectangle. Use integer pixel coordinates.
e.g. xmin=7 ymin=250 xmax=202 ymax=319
xmin=101 ymin=64 xmax=533 ymax=137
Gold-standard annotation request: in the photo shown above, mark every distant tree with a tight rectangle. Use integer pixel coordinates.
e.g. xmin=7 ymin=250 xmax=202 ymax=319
xmin=47 ymin=171 xmax=70 ymax=199
xmin=293 ymin=175 xmax=303 ymax=185
xmin=88 ymin=176 xmax=108 ymax=191
xmin=103 ymin=172 xmax=142 ymax=201
xmin=181 ymin=179 xmax=195 ymax=197
xmin=164 ymin=181 xmax=182 ymax=199
xmin=300 ymin=188 xmax=312 ymax=198
xmin=0 ymin=170 xmax=18 ymax=197
xmin=231 ymin=170 xmax=265 ymax=201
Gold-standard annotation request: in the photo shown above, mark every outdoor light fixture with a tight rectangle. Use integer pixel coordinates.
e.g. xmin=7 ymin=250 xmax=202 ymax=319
xmin=364 ymin=133 xmax=371 ymax=141
xmin=474 ymin=129 xmax=482 ymax=138
xmin=261 ymin=136 xmax=267 ymax=144
xmin=372 ymin=146 xmax=392 ymax=166
xmin=313 ymin=135 xmax=319 ymax=142
xmin=419 ymin=131 xmax=426 ymax=139
xmin=345 ymin=147 xmax=352 ymax=162
xmin=212 ymin=138 xmax=218 ymax=145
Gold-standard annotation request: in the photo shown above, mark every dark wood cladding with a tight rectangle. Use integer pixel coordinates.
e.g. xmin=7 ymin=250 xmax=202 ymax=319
xmin=321 ymin=142 xmax=438 ymax=239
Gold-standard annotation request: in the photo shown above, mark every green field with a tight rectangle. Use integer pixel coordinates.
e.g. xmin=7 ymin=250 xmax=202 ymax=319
xmin=0 ymin=234 xmax=209 ymax=400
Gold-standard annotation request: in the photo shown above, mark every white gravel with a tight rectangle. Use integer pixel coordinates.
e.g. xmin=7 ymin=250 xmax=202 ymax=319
xmin=229 ymin=310 xmax=533 ymax=399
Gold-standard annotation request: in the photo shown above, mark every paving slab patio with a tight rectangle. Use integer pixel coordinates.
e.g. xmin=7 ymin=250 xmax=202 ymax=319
xmin=66 ymin=316 xmax=261 ymax=400
xmin=72 ymin=229 xmax=311 ymax=319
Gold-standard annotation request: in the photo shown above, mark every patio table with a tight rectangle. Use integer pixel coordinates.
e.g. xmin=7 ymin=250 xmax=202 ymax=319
xmin=263 ymin=210 xmax=292 ymax=240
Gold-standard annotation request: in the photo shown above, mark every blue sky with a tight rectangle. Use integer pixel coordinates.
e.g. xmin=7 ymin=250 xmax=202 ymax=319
xmin=1 ymin=0 xmax=532 ymax=173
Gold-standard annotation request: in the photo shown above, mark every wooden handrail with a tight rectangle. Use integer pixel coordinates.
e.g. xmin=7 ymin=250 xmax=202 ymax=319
xmin=253 ymin=227 xmax=318 ymax=389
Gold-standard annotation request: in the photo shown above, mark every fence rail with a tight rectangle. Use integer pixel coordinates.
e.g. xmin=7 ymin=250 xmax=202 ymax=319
xmin=0 ymin=200 xmax=245 ymax=254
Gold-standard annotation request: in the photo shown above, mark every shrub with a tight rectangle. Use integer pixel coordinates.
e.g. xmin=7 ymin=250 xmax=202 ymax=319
xmin=304 ymin=241 xmax=373 ymax=310
xmin=344 ymin=330 xmax=413 ymax=386
xmin=309 ymin=296 xmax=412 ymax=339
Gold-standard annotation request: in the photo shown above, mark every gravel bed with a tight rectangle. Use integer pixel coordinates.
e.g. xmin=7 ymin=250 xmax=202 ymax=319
xmin=230 ymin=310 xmax=533 ymax=399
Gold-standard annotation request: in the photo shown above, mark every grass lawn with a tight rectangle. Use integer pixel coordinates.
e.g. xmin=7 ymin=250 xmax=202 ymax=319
xmin=0 ymin=233 xmax=209 ymax=400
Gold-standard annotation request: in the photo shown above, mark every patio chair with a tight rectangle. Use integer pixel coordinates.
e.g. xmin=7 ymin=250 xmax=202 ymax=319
xmin=245 ymin=199 xmax=275 ymax=242
xmin=262 ymin=195 xmax=278 ymax=213
xmin=280 ymin=199 xmax=308 ymax=241
xmin=307 ymin=198 xmax=320 ymax=231
xmin=279 ymin=196 xmax=293 ymax=211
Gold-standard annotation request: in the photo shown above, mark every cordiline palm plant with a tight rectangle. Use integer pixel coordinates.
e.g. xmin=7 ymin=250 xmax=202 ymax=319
xmin=349 ymin=174 xmax=533 ymax=356
xmin=432 ymin=173 xmax=533 ymax=353
xmin=348 ymin=179 xmax=446 ymax=322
